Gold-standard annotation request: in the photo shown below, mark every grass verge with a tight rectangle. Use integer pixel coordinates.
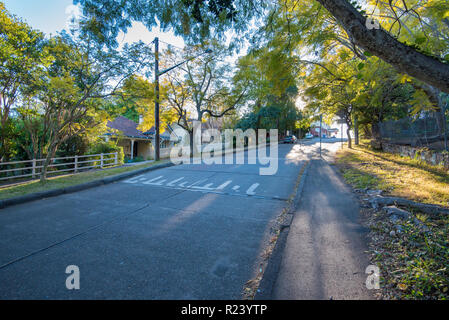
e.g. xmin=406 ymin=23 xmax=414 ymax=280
xmin=0 ymin=161 xmax=165 ymax=200
xmin=362 ymin=206 xmax=449 ymax=300
xmin=334 ymin=141 xmax=449 ymax=300
xmin=334 ymin=141 xmax=449 ymax=207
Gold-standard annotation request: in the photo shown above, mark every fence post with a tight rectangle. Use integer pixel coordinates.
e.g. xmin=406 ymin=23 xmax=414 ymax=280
xmin=100 ymin=153 xmax=104 ymax=169
xmin=32 ymin=159 xmax=36 ymax=179
xmin=74 ymin=155 xmax=78 ymax=173
xmin=114 ymin=152 xmax=118 ymax=165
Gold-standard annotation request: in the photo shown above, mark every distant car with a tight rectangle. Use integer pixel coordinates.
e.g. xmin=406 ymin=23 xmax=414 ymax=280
xmin=282 ymin=135 xmax=297 ymax=144
xmin=305 ymin=133 xmax=314 ymax=139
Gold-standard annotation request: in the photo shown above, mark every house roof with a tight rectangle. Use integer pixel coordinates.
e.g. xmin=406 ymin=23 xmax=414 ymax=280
xmin=143 ymin=125 xmax=173 ymax=139
xmin=106 ymin=116 xmax=175 ymax=140
xmin=106 ymin=116 xmax=148 ymax=139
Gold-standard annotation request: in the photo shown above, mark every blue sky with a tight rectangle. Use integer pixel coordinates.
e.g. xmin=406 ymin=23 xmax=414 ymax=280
xmin=2 ymin=1 xmax=335 ymax=127
xmin=3 ymin=0 xmax=73 ymax=35
xmin=2 ymin=0 xmax=185 ymax=48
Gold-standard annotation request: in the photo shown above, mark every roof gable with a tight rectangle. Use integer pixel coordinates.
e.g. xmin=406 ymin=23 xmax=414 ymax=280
xmin=106 ymin=116 xmax=176 ymax=140
xmin=106 ymin=116 xmax=147 ymax=138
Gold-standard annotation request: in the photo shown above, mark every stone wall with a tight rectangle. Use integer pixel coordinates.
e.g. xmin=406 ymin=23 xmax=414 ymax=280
xmin=382 ymin=142 xmax=449 ymax=169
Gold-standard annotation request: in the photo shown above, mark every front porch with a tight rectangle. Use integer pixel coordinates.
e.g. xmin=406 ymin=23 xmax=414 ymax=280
xmin=116 ymin=138 xmax=154 ymax=160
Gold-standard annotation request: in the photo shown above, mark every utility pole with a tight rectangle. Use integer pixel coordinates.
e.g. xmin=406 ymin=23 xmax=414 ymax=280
xmin=152 ymin=39 xmax=211 ymax=161
xmin=320 ymin=114 xmax=322 ymax=158
xmin=154 ymin=37 xmax=160 ymax=161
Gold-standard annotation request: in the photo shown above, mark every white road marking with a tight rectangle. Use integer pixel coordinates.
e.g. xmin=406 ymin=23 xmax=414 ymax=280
xmin=179 ymin=181 xmax=189 ymax=187
xmin=188 ymin=179 xmax=208 ymax=188
xmin=142 ymin=176 xmax=164 ymax=185
xmin=167 ymin=177 xmax=184 ymax=186
xmin=124 ymin=175 xmax=146 ymax=184
xmin=153 ymin=179 xmax=167 ymax=186
xmin=125 ymin=175 xmax=260 ymax=197
xmin=192 ymin=183 xmax=215 ymax=191
xmin=216 ymin=181 xmax=232 ymax=190
xmin=246 ymin=183 xmax=260 ymax=196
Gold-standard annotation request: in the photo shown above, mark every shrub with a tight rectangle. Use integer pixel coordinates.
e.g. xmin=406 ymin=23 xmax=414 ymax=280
xmin=56 ymin=135 xmax=89 ymax=158
xmin=88 ymin=141 xmax=124 ymax=166
xmin=124 ymin=156 xmax=144 ymax=163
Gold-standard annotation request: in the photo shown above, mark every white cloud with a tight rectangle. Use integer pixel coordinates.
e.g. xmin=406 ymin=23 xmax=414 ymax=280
xmin=117 ymin=21 xmax=185 ymax=50
xmin=65 ymin=4 xmax=82 ymax=31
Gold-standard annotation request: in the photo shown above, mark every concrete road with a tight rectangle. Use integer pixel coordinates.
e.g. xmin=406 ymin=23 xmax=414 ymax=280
xmin=0 ymin=144 xmax=305 ymax=299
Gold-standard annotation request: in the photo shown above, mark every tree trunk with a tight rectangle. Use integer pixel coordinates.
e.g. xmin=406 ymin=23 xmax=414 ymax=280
xmin=40 ymin=154 xmax=52 ymax=183
xmin=370 ymin=122 xmax=383 ymax=150
xmin=371 ymin=122 xmax=381 ymax=140
xmin=354 ymin=116 xmax=359 ymax=145
xmin=346 ymin=126 xmax=352 ymax=149
xmin=40 ymin=143 xmax=58 ymax=183
xmin=370 ymin=196 xmax=449 ymax=216
xmin=189 ymin=130 xmax=194 ymax=158
xmin=316 ymin=0 xmax=449 ymax=93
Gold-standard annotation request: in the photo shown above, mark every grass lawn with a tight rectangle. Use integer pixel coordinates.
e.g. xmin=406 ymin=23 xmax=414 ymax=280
xmin=0 ymin=161 xmax=165 ymax=200
xmin=334 ymin=141 xmax=449 ymax=207
xmin=335 ymin=141 xmax=449 ymax=300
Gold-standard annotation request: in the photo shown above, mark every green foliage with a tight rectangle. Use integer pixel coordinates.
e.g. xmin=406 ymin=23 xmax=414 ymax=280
xmin=0 ymin=3 xmax=46 ymax=160
xmin=0 ymin=118 xmax=19 ymax=160
xmin=88 ymin=141 xmax=124 ymax=164
xmin=56 ymin=135 xmax=90 ymax=158
xmin=235 ymin=84 xmax=302 ymax=136
xmin=124 ymin=156 xmax=144 ymax=163
xmin=1 ymin=7 xmax=153 ymax=180
xmin=74 ymin=0 xmax=260 ymax=45
xmin=100 ymin=99 xmax=140 ymax=123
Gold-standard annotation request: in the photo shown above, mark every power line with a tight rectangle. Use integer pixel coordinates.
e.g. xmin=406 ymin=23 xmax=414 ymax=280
xmin=158 ymin=39 xmax=185 ymax=51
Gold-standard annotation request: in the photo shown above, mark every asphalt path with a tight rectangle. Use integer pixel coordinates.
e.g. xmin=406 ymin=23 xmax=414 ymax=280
xmin=0 ymin=144 xmax=305 ymax=299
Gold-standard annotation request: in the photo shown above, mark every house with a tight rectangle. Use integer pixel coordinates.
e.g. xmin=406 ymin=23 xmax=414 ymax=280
xmin=310 ymin=121 xmax=331 ymax=138
xmin=327 ymin=128 xmax=339 ymax=138
xmin=104 ymin=116 xmax=178 ymax=160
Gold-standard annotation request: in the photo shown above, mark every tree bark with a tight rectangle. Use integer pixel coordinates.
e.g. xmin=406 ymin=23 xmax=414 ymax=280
xmin=316 ymin=0 xmax=449 ymax=93
xmin=346 ymin=126 xmax=352 ymax=149
xmin=370 ymin=196 xmax=449 ymax=216
xmin=189 ymin=130 xmax=194 ymax=158
xmin=40 ymin=141 xmax=60 ymax=183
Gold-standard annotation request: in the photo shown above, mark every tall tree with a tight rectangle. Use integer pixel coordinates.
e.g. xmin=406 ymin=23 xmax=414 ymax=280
xmin=75 ymin=0 xmax=449 ymax=92
xmin=18 ymin=28 xmax=152 ymax=181
xmin=119 ymin=74 xmax=177 ymax=133
xmin=0 ymin=3 xmax=46 ymax=160
xmin=162 ymin=42 xmax=247 ymax=152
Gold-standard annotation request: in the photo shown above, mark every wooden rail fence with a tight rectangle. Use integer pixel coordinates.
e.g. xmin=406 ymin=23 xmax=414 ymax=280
xmin=0 ymin=152 xmax=119 ymax=182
